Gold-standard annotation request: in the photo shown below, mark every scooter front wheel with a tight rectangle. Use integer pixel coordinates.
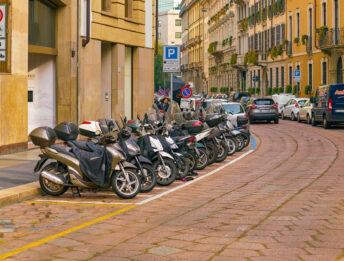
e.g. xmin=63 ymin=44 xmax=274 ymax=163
xmin=112 ymin=168 xmax=141 ymax=199
xmin=215 ymin=140 xmax=229 ymax=163
xmin=153 ymin=158 xmax=177 ymax=186
xmin=194 ymin=147 xmax=208 ymax=170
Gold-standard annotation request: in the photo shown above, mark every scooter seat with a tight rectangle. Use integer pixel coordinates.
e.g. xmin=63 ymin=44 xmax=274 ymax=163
xmin=172 ymin=135 xmax=190 ymax=143
xmin=50 ymin=144 xmax=76 ymax=158
xmin=68 ymin=140 xmax=94 ymax=152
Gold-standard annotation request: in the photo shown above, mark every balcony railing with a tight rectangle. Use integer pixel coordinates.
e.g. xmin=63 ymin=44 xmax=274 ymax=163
xmin=316 ymin=28 xmax=344 ymax=50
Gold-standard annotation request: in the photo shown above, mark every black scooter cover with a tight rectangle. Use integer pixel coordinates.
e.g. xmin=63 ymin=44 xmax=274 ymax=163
xmin=69 ymin=142 xmax=112 ymax=187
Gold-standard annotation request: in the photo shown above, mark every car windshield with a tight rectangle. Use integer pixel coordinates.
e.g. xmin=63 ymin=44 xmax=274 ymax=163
xmin=254 ymin=99 xmax=274 ymax=105
xmin=298 ymin=100 xmax=308 ymax=106
xmin=222 ymin=104 xmax=244 ymax=114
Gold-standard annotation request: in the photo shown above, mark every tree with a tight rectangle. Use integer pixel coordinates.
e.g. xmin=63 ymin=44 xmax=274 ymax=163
xmin=154 ymin=43 xmax=170 ymax=91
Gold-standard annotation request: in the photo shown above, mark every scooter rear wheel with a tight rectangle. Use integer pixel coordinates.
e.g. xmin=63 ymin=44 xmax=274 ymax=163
xmin=226 ymin=137 xmax=237 ymax=156
xmin=206 ymin=141 xmax=218 ymax=165
xmin=215 ymin=140 xmax=229 ymax=163
xmin=194 ymin=147 xmax=208 ymax=170
xmin=39 ymin=163 xmax=68 ymax=196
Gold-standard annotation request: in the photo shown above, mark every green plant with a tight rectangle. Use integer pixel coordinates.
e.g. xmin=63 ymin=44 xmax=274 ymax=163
xmin=220 ymin=87 xmax=229 ymax=94
xmin=255 ymin=87 xmax=261 ymax=94
xmin=208 ymin=41 xmax=218 ymax=54
xmin=267 ymin=87 xmax=273 ymax=95
xmin=230 ymin=53 xmax=237 ymax=65
xmin=286 ymin=84 xmax=292 ymax=93
xmin=317 ymin=25 xmax=329 ymax=37
xmin=304 ymin=85 xmax=312 ymax=95
xmin=293 ymin=85 xmax=299 ymax=95
xmin=210 ymin=87 xmax=218 ymax=93
xmin=301 ymin=35 xmax=309 ymax=45
xmin=294 ymin=37 xmax=300 ymax=44
xmin=247 ymin=87 xmax=254 ymax=95
xmin=272 ymin=88 xmax=278 ymax=94
xmin=239 ymin=18 xmax=248 ymax=32
xmin=244 ymin=51 xmax=258 ymax=65
xmin=278 ymin=87 xmax=284 ymax=94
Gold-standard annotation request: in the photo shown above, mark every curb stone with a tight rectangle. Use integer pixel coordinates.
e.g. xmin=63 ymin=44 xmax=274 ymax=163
xmin=0 ymin=182 xmax=40 ymax=208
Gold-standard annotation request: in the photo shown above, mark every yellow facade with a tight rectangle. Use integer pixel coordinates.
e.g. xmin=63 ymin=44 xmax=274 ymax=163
xmin=287 ymin=0 xmax=344 ymax=97
xmin=0 ymin=0 xmax=155 ymax=154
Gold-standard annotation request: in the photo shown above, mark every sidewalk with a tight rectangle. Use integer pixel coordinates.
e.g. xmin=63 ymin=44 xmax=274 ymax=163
xmin=0 ymin=149 xmax=40 ymax=190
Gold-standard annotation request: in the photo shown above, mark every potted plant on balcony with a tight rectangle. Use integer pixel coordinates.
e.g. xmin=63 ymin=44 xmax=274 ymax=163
xmin=230 ymin=53 xmax=237 ymax=65
xmin=304 ymin=85 xmax=312 ymax=96
xmin=301 ymin=35 xmax=309 ymax=45
xmin=210 ymin=87 xmax=218 ymax=93
xmin=294 ymin=37 xmax=300 ymax=45
xmin=317 ymin=26 xmax=329 ymax=37
xmin=278 ymin=87 xmax=284 ymax=94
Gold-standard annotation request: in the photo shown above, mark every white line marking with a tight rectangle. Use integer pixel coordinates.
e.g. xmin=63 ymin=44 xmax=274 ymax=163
xmin=136 ymin=149 xmax=254 ymax=205
xmin=33 ymin=199 xmax=133 ymax=205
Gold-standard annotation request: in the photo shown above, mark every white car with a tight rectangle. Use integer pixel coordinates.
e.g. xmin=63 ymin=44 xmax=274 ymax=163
xmin=297 ymin=100 xmax=313 ymax=124
xmin=281 ymin=98 xmax=309 ymax=121
xmin=272 ymin=94 xmax=296 ymax=115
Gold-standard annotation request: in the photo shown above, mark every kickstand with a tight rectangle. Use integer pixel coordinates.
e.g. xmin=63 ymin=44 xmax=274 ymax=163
xmin=71 ymin=187 xmax=81 ymax=198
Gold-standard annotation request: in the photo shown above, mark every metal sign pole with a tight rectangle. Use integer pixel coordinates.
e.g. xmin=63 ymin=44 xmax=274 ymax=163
xmin=170 ymin=73 xmax=173 ymax=100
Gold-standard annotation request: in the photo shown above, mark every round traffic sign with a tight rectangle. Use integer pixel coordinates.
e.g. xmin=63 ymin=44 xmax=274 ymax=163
xmin=0 ymin=9 xmax=3 ymax=22
xmin=181 ymin=85 xmax=192 ymax=99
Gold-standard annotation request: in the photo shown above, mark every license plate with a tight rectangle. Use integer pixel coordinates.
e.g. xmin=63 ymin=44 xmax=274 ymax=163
xmin=336 ymin=109 xmax=344 ymax=113
xmin=261 ymin=109 xmax=270 ymax=112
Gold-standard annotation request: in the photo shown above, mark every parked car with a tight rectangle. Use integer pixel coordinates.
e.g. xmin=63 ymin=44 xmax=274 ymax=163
xmin=246 ymin=98 xmax=279 ymax=123
xmin=272 ymin=93 xmax=296 ymax=115
xmin=232 ymin=92 xmax=250 ymax=102
xmin=281 ymin=98 xmax=309 ymax=121
xmin=297 ymin=100 xmax=313 ymax=124
xmin=221 ymin=102 xmax=249 ymax=128
xmin=311 ymin=84 xmax=344 ymax=128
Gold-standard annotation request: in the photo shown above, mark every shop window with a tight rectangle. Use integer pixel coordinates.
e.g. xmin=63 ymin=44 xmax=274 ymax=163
xmin=29 ymin=0 xmax=56 ymax=48
xmin=125 ymin=0 xmax=133 ymax=18
xmin=102 ymin=0 xmax=111 ymax=12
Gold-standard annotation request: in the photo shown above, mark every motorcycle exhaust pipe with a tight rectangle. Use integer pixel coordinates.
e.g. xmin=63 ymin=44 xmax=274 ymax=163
xmin=41 ymin=171 xmax=65 ymax=185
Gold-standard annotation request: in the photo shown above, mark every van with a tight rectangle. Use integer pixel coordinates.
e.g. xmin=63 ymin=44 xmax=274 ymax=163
xmin=311 ymin=84 xmax=344 ymax=128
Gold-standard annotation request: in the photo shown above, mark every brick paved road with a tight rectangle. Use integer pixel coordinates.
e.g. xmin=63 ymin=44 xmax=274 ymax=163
xmin=1 ymin=121 xmax=344 ymax=260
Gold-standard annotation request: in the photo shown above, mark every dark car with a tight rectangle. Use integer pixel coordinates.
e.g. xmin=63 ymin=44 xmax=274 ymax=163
xmin=232 ymin=92 xmax=250 ymax=102
xmin=246 ymin=98 xmax=279 ymax=124
xmin=311 ymin=84 xmax=344 ymax=128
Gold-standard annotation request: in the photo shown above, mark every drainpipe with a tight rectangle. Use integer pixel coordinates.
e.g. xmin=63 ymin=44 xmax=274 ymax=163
xmin=82 ymin=0 xmax=90 ymax=47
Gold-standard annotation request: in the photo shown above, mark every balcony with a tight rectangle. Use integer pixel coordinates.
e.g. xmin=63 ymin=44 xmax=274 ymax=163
xmin=316 ymin=28 xmax=344 ymax=50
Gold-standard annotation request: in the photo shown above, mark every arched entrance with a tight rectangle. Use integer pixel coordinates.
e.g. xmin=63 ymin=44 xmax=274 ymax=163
xmin=337 ymin=56 xmax=343 ymax=83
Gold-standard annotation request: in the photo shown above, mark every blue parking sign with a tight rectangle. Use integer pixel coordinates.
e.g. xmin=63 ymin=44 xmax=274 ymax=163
xmin=163 ymin=46 xmax=179 ymax=60
xmin=294 ymin=69 xmax=301 ymax=83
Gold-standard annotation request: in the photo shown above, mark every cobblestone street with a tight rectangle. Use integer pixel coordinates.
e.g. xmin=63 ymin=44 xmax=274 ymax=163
xmin=1 ymin=121 xmax=344 ymax=260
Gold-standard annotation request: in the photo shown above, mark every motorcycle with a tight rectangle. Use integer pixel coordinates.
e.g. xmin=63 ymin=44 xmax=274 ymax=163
xmin=30 ymin=122 xmax=141 ymax=199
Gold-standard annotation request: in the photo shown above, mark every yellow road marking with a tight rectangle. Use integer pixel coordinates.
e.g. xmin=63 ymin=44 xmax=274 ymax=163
xmin=28 ymin=200 xmax=133 ymax=206
xmin=0 ymin=205 xmax=136 ymax=260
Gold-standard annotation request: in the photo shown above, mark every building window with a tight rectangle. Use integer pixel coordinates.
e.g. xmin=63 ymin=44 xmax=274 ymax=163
xmin=102 ymin=0 xmax=111 ymax=12
xmin=281 ymin=66 xmax=285 ymax=88
xmin=308 ymin=63 xmax=313 ymax=87
xmin=289 ymin=66 xmax=293 ymax=85
xmin=175 ymin=19 xmax=181 ymax=26
xmin=125 ymin=0 xmax=133 ymax=18
xmin=322 ymin=2 xmax=327 ymax=26
xmin=276 ymin=67 xmax=279 ymax=88
xmin=296 ymin=12 xmax=300 ymax=40
xmin=270 ymin=68 xmax=273 ymax=88
xmin=29 ymin=0 xmax=56 ymax=48
xmin=175 ymin=32 xmax=181 ymax=39
xmin=322 ymin=61 xmax=327 ymax=85
xmin=158 ymin=33 xmax=161 ymax=39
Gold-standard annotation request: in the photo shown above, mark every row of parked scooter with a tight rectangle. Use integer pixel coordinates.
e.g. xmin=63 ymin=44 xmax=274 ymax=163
xmin=29 ymin=101 xmax=250 ymax=199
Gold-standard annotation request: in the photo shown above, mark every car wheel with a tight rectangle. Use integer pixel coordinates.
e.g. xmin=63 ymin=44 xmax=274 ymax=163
xmin=306 ymin=114 xmax=311 ymax=125
xmin=281 ymin=112 xmax=285 ymax=120
xmin=274 ymin=119 xmax=279 ymax=124
xmin=291 ymin=113 xmax=296 ymax=121
xmin=311 ymin=114 xmax=317 ymax=126
xmin=297 ymin=113 xmax=301 ymax=122
xmin=323 ymin=116 xmax=331 ymax=129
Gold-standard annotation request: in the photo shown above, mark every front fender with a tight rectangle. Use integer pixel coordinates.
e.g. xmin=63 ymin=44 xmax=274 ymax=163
xmin=159 ymin=151 xmax=175 ymax=160
xmin=115 ymin=161 xmax=138 ymax=170
xmin=136 ymin=155 xmax=152 ymax=165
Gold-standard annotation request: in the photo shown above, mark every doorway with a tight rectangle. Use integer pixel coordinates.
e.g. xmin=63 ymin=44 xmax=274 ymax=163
xmin=28 ymin=54 xmax=56 ymax=133
xmin=101 ymin=42 xmax=112 ymax=118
